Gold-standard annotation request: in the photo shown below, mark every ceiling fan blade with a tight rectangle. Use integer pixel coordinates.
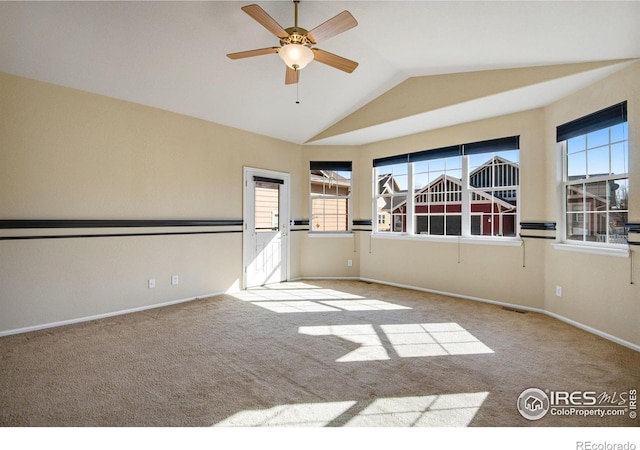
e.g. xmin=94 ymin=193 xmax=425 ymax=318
xmin=312 ymin=49 xmax=358 ymax=73
xmin=241 ymin=4 xmax=289 ymax=39
xmin=227 ymin=47 xmax=279 ymax=60
xmin=307 ymin=11 xmax=357 ymax=43
xmin=285 ymin=66 xmax=299 ymax=85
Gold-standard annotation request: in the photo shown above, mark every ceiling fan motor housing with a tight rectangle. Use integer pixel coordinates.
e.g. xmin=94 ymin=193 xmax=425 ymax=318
xmin=280 ymin=27 xmax=315 ymax=47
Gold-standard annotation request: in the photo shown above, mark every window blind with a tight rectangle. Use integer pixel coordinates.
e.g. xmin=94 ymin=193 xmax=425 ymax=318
xmin=309 ymin=161 xmax=352 ymax=171
xmin=409 ymin=145 xmax=461 ymax=162
xmin=372 ymin=154 xmax=409 ymax=167
xmin=556 ymin=101 xmax=627 ymax=142
xmin=253 ymin=176 xmax=284 ymax=184
xmin=373 ymin=135 xmax=520 ymax=166
xmin=463 ymin=136 xmax=520 ymax=155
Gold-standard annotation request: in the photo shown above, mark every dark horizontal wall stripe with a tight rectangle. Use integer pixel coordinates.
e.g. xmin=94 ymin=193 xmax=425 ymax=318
xmin=520 ymin=222 xmax=557 ymax=231
xmin=0 ymin=230 xmax=243 ymax=241
xmin=626 ymin=223 xmax=640 ymax=233
xmin=519 ymin=234 xmax=556 ymax=240
xmin=0 ymin=219 xmax=244 ymax=241
xmin=0 ymin=219 xmax=244 ymax=229
xmin=293 ymin=218 xmax=371 ymax=231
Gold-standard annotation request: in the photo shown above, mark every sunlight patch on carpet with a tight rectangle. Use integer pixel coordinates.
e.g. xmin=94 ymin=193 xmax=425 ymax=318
xmin=214 ymin=392 xmax=489 ymax=427
xmin=214 ymin=401 xmax=357 ymax=427
xmin=229 ymin=283 xmax=410 ymax=313
xmin=299 ymin=323 xmax=494 ymax=362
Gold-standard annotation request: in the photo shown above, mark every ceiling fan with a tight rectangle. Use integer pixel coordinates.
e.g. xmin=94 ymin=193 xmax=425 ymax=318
xmin=227 ymin=1 xmax=358 ymax=85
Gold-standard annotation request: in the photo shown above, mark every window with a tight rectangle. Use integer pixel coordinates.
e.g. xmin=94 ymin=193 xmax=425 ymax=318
xmin=558 ymin=102 xmax=628 ymax=246
xmin=374 ymin=137 xmax=520 ymax=239
xmin=310 ymin=161 xmax=352 ymax=232
xmin=254 ymin=180 xmax=280 ymax=232
xmin=468 ymin=148 xmax=519 ymax=237
xmin=413 ymin=153 xmax=462 ymax=236
xmin=375 ymin=161 xmax=408 ymax=232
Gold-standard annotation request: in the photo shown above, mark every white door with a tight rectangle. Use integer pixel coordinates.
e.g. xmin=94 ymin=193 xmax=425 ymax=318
xmin=243 ymin=168 xmax=290 ymax=289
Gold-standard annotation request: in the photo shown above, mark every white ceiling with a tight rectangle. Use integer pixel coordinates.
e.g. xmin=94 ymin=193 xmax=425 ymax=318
xmin=1 ymin=1 xmax=639 ymax=145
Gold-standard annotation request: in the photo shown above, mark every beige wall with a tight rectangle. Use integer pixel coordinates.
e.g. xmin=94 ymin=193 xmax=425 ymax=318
xmin=299 ymin=146 xmax=362 ymax=278
xmin=0 ymin=72 xmax=303 ymax=333
xmin=543 ymin=62 xmax=640 ymax=346
xmin=1 ymin=62 xmax=638 ymax=348
xmin=356 ymin=109 xmax=547 ymax=310
xmin=353 ymin=63 xmax=639 ymax=347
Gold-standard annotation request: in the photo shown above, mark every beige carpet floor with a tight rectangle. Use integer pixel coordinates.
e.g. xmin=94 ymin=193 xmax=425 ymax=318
xmin=0 ymin=280 xmax=638 ymax=427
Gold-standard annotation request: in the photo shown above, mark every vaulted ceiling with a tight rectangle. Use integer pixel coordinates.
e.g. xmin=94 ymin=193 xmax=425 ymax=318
xmin=1 ymin=1 xmax=638 ymax=145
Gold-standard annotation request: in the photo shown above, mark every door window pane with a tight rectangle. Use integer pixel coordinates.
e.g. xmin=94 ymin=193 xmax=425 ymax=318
xmin=255 ymin=182 xmax=279 ymax=232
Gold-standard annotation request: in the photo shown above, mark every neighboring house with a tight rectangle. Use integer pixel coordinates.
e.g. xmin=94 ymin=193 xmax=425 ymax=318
xmin=375 ymin=174 xmax=404 ymax=232
xmin=566 ymin=175 xmax=628 ymax=243
xmin=380 ymin=156 xmax=519 ymax=236
xmin=469 ymin=156 xmax=519 ymax=205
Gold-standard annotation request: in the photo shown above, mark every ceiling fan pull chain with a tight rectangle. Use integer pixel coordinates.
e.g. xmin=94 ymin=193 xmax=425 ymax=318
xmin=296 ymin=76 xmax=300 ymax=104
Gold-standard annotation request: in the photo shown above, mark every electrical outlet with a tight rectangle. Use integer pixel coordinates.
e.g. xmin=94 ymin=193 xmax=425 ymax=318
xmin=555 ymin=286 xmax=562 ymax=297
xmin=148 ymin=279 xmax=156 ymax=289
xmin=171 ymin=275 xmax=179 ymax=286
xmin=347 ymin=259 xmax=353 ymax=267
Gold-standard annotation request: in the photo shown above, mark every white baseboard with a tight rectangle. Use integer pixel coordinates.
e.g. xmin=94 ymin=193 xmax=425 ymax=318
xmin=543 ymin=310 xmax=640 ymax=353
xmin=296 ymin=276 xmax=361 ymax=281
xmin=359 ymin=277 xmax=546 ymax=314
xmin=0 ymin=291 xmax=224 ymax=338
xmin=318 ymin=276 xmax=640 ymax=353
xmin=3 ymin=277 xmax=638 ymax=353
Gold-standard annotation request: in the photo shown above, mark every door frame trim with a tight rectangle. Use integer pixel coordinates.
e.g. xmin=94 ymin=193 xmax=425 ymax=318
xmin=242 ymin=166 xmax=291 ymax=290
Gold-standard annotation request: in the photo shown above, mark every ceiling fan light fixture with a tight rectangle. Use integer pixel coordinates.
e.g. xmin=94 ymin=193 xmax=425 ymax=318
xmin=278 ymin=43 xmax=314 ymax=70
xmin=227 ymin=3 xmax=358 ymax=84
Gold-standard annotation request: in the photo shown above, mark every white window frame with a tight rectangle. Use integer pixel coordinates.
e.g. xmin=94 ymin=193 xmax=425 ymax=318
xmin=372 ymin=161 xmax=411 ymax=234
xmin=558 ymin=123 xmax=629 ymax=250
xmin=373 ymin=153 xmax=520 ymax=244
xmin=309 ymin=168 xmax=353 ymax=234
xmin=466 ymin=155 xmax=520 ymax=239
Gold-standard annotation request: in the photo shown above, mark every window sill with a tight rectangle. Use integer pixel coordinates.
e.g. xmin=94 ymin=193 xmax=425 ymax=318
xmin=460 ymin=236 xmax=523 ymax=247
xmin=371 ymin=233 xmax=522 ymax=247
xmin=551 ymin=242 xmax=630 ymax=258
xmin=308 ymin=232 xmax=354 ymax=238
